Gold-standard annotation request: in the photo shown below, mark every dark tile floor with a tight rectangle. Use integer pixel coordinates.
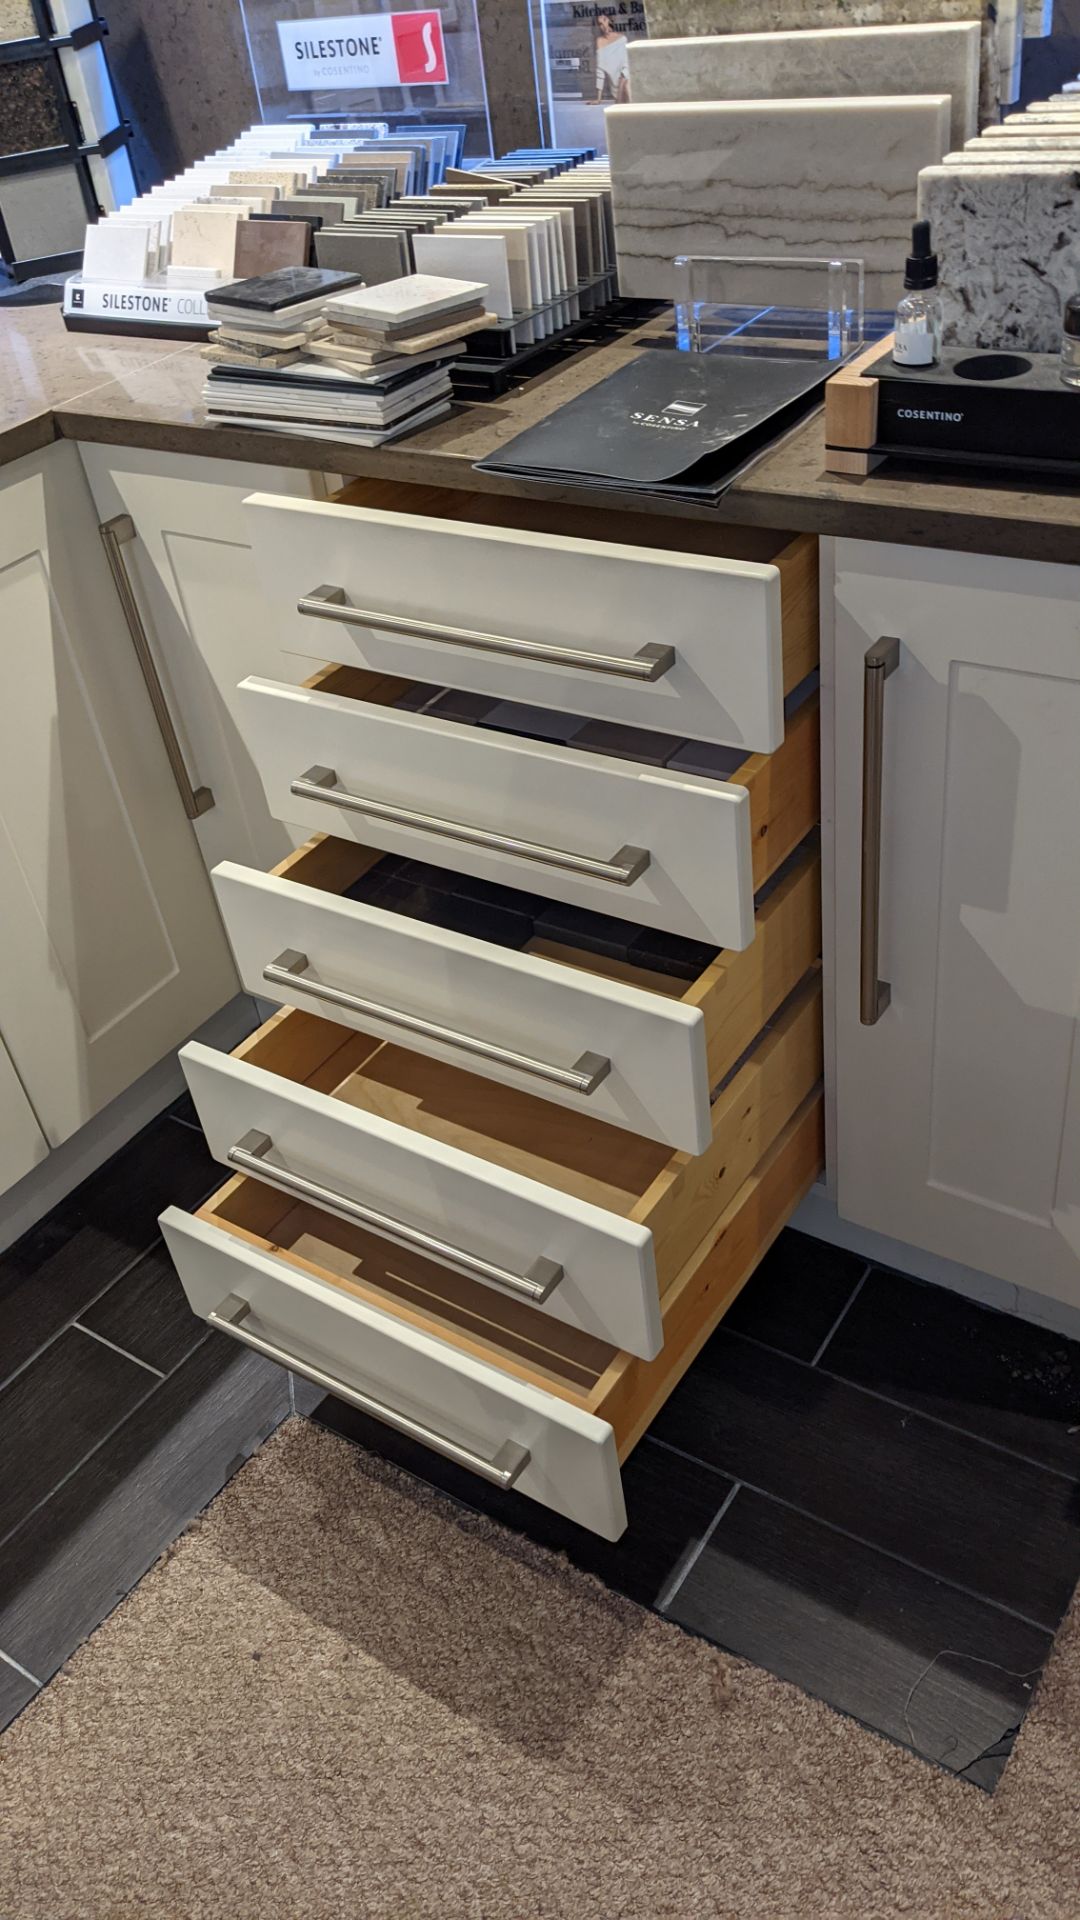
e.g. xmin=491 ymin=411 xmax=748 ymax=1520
xmin=4 ymin=1099 xmax=1080 ymax=1796
xmin=318 ymin=1229 xmax=1080 ymax=1792
xmin=0 ymin=1100 xmax=289 ymax=1728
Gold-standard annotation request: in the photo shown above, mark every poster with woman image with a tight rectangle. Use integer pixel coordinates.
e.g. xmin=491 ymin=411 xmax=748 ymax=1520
xmin=532 ymin=0 xmax=647 ymax=151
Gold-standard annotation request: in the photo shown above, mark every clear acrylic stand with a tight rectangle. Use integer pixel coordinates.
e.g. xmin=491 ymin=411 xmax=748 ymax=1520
xmin=672 ymin=255 xmax=869 ymax=365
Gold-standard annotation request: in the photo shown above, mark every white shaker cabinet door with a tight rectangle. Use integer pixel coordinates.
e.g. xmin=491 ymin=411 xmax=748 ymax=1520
xmin=0 ymin=1031 xmax=48 ymax=1195
xmin=831 ymin=537 xmax=1080 ymax=1312
xmin=0 ymin=442 xmax=236 ymax=1148
xmin=77 ymin=445 xmax=331 ymax=874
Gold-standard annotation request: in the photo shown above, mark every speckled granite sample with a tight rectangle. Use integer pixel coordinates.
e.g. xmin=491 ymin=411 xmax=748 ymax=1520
xmin=0 ymin=0 xmax=37 ymax=39
xmin=608 ymin=95 xmax=951 ymax=307
xmin=630 ymin=22 xmax=980 ymax=149
xmin=918 ymin=162 xmax=1080 ymax=350
xmin=643 ymin=0 xmax=1000 ymax=122
xmin=0 ymin=54 xmax=64 ymax=155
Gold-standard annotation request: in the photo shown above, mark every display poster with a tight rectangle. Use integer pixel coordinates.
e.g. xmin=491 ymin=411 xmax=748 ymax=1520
xmin=276 ymin=10 xmax=448 ymax=90
xmin=240 ymin=0 xmax=491 ymax=155
xmin=530 ymin=1 xmax=648 ymax=152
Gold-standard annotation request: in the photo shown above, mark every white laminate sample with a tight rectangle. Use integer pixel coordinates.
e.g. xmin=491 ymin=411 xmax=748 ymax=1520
xmin=607 ymin=96 xmax=952 ymax=308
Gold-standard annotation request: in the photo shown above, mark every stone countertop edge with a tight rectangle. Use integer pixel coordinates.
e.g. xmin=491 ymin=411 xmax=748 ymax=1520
xmin=4 ymin=310 xmax=1080 ymax=567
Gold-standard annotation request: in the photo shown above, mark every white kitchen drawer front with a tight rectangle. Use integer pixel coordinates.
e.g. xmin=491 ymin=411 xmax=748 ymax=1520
xmin=160 ymin=1203 xmax=627 ymax=1539
xmin=179 ymin=1034 xmax=663 ymax=1358
xmin=243 ymin=492 xmax=787 ymax=752
xmin=237 ymin=675 xmax=755 ymax=948
xmin=213 ymin=858 xmax=711 ymax=1154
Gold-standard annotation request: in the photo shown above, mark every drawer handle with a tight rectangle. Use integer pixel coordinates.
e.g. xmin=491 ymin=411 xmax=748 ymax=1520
xmin=860 ymin=636 xmax=900 ymax=1025
xmin=227 ymin=1129 xmax=564 ymax=1306
xmin=265 ymin=949 xmax=611 ymax=1097
xmin=291 ymin=766 xmax=651 ymax=888
xmin=209 ymin=1291 xmax=531 ymax=1489
xmin=299 ymin=583 xmax=676 ymax=682
xmin=98 ymin=514 xmax=215 ymax=821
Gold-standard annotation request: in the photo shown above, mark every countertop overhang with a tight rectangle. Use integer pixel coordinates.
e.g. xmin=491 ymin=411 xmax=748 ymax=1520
xmin=4 ymin=306 xmax=1079 ymax=564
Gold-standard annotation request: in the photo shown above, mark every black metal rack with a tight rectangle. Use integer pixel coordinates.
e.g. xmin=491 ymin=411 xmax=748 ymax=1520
xmin=0 ymin=0 xmax=132 ymax=281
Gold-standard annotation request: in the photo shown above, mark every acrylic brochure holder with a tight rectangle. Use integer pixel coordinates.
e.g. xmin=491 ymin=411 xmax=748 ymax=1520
xmin=672 ymin=255 xmax=868 ymax=364
xmin=476 ymin=256 xmax=870 ymax=500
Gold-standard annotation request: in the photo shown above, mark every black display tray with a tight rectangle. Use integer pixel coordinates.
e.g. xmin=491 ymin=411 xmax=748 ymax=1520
xmin=870 ymin=345 xmax=1080 ymax=473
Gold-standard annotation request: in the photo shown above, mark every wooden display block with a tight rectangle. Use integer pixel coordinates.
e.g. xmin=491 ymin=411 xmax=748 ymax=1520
xmin=824 ymin=333 xmax=895 ymax=475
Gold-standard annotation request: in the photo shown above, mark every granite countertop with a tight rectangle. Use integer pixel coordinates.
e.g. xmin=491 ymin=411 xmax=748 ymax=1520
xmin=5 ymin=306 xmax=1080 ymax=564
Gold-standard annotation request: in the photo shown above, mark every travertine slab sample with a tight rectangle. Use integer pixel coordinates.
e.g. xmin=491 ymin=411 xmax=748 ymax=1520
xmin=630 ymin=22 xmax=980 ymax=147
xmin=643 ymin=0 xmax=999 ymax=121
xmin=918 ymin=161 xmax=1080 ymax=350
xmin=607 ymin=96 xmax=951 ymax=307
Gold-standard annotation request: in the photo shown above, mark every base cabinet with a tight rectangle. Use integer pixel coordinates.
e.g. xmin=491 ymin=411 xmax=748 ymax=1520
xmin=77 ymin=445 xmax=332 ymax=875
xmin=0 ymin=441 xmax=237 ymax=1156
xmin=831 ymin=537 xmax=1080 ymax=1312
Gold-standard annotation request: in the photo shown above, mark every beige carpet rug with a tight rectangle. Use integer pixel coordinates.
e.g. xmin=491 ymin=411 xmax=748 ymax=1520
xmin=1 ymin=1418 xmax=1077 ymax=1920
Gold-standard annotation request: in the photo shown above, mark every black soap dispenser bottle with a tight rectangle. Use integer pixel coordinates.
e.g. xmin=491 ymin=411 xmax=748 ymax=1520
xmin=893 ymin=220 xmax=942 ymax=368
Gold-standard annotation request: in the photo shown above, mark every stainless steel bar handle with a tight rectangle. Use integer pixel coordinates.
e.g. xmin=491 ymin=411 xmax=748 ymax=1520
xmin=264 ymin=949 xmax=611 ymax=1097
xmin=98 ymin=514 xmax=214 ymax=820
xmin=298 ymin=583 xmax=675 ymax=683
xmin=291 ymin=766 xmax=650 ymax=888
xmin=860 ymin=636 xmax=900 ymax=1026
xmin=227 ymin=1129 xmax=563 ymax=1305
xmin=209 ymin=1292 xmax=530 ymax=1489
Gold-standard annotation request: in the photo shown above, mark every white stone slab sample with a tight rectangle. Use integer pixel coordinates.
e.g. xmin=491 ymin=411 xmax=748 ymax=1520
xmin=412 ymin=232 xmax=514 ymax=319
xmin=642 ymin=0 xmax=1000 ymax=122
xmin=607 ymin=96 xmax=951 ymax=308
xmin=630 ymin=22 xmax=980 ymax=148
xmin=918 ymin=161 xmax=1080 ymax=350
xmin=168 ymin=204 xmax=245 ymax=274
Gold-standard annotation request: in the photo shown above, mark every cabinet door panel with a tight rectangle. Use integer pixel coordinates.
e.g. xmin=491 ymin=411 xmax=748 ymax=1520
xmin=77 ymin=446 xmax=327 ymax=874
xmin=0 ymin=1031 xmax=48 ymax=1194
xmin=832 ymin=539 xmax=1080 ymax=1311
xmin=0 ymin=444 xmax=236 ymax=1146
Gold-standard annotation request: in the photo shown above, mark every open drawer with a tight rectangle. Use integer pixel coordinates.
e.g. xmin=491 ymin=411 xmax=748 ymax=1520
xmin=161 ymin=1087 xmax=824 ymax=1540
xmin=236 ymin=665 xmax=819 ymax=951
xmin=179 ymin=967 xmax=821 ymax=1358
xmin=214 ymin=835 xmax=822 ymax=1155
xmin=242 ymin=487 xmax=817 ymax=755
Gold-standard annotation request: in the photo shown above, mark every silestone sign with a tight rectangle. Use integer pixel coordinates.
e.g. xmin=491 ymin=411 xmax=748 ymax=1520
xmin=276 ymin=10 xmax=447 ymax=90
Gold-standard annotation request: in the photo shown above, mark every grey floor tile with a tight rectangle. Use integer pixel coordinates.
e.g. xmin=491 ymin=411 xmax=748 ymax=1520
xmin=79 ymin=1240 xmax=210 ymax=1376
xmin=0 ymin=1328 xmax=154 ymax=1543
xmin=0 ymin=1335 xmax=289 ymax=1681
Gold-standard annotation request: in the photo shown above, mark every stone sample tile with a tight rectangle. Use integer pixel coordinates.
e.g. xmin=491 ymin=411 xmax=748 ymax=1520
xmin=169 ymin=204 xmax=245 ymax=274
xmin=918 ymin=162 xmax=1080 ymax=350
xmin=0 ymin=53 xmax=63 ymax=155
xmin=642 ymin=0 xmax=1000 ymax=123
xmin=630 ymin=23 xmax=980 ymax=149
xmin=608 ymin=96 xmax=951 ymax=308
xmin=946 ymin=145 xmax=1080 ymax=161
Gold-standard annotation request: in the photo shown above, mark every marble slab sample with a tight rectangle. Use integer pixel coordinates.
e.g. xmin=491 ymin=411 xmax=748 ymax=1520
xmin=169 ymin=204 xmax=245 ymax=275
xmin=643 ymin=0 xmax=1000 ymax=122
xmin=630 ymin=22 xmax=980 ymax=148
xmin=607 ymin=96 xmax=951 ymax=308
xmin=918 ymin=162 xmax=1080 ymax=351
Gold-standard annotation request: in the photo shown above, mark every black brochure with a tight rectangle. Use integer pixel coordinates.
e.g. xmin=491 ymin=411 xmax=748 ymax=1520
xmin=476 ymin=350 xmax=830 ymax=498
